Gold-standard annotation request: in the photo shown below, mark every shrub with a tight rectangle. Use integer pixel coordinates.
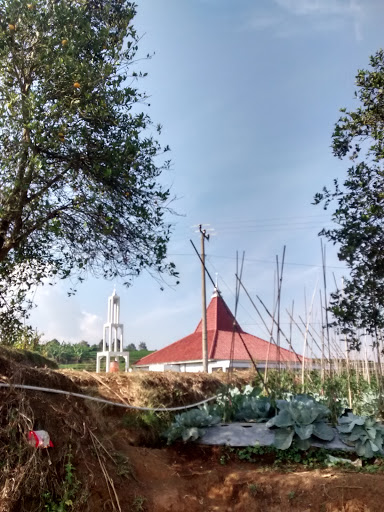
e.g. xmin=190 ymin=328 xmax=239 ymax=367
xmin=163 ymin=409 xmax=220 ymax=444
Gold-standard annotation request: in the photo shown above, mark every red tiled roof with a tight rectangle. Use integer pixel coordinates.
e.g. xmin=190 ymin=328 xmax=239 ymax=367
xmin=135 ymin=293 xmax=301 ymax=366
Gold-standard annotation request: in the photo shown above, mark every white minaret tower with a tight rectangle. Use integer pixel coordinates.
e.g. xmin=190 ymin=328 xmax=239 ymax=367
xmin=96 ymin=289 xmax=129 ymax=373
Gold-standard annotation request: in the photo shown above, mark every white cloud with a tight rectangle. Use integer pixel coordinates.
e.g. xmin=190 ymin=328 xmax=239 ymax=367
xmin=29 ymin=284 xmax=103 ymax=344
xmin=79 ymin=311 xmax=103 ymax=343
xmin=245 ymin=0 xmax=365 ymax=41
xmin=274 ymin=0 xmax=357 ymax=16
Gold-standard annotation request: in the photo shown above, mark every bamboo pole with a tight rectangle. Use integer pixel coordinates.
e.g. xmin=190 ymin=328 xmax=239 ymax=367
xmin=264 ymin=269 xmax=277 ymax=384
xmin=289 ymin=300 xmax=294 ymax=357
xmin=286 ymin=310 xmax=331 ymax=369
xmin=236 ymin=275 xmax=300 ymax=369
xmin=319 ymin=289 xmax=325 ymax=382
xmin=340 ymin=278 xmax=352 ymax=407
xmin=256 ymin=295 xmax=301 ymax=366
xmin=344 ymin=334 xmax=352 ymax=408
xmin=301 ymin=279 xmax=318 ymax=392
xmin=375 ymin=329 xmax=383 ymax=394
xmin=275 ymin=246 xmax=286 ymax=373
xmin=306 ymin=321 xmax=344 ymax=363
xmin=321 ymin=240 xmax=332 ymax=374
xmin=365 ymin=343 xmax=371 ymax=385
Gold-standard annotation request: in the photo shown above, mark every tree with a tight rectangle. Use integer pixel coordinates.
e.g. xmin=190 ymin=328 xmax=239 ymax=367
xmin=40 ymin=338 xmax=61 ymax=361
xmin=12 ymin=326 xmax=42 ymax=350
xmin=0 ymin=0 xmax=177 ymax=343
xmin=314 ymin=49 xmax=384 ymax=350
xmin=138 ymin=341 xmax=147 ymax=350
xmin=127 ymin=343 xmax=136 ymax=351
xmin=72 ymin=342 xmax=90 ymax=363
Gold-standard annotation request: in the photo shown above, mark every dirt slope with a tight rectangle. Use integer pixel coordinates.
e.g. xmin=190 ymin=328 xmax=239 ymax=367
xmin=130 ymin=444 xmax=382 ymax=512
xmin=1 ymin=365 xmax=383 ymax=511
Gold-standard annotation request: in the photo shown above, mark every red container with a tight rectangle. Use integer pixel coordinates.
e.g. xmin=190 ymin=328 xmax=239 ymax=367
xmin=110 ymin=361 xmax=119 ymax=373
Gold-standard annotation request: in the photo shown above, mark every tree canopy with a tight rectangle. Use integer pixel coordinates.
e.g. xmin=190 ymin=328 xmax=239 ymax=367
xmin=0 ymin=0 xmax=177 ymax=342
xmin=314 ymin=49 xmax=384 ymax=349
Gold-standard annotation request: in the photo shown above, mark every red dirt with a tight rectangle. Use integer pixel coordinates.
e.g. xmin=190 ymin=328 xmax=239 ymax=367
xmin=112 ymin=444 xmax=384 ymax=512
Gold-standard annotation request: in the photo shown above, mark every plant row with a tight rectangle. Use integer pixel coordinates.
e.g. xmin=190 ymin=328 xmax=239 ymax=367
xmin=163 ymin=386 xmax=384 ymax=458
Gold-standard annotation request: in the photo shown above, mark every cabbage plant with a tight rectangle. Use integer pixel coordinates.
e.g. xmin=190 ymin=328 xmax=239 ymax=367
xmin=266 ymin=394 xmax=334 ymax=450
xmin=163 ymin=409 xmax=220 ymax=444
xmin=234 ymin=396 xmax=274 ymax=423
xmin=209 ymin=385 xmax=262 ymax=422
xmin=337 ymin=412 xmax=384 ymax=458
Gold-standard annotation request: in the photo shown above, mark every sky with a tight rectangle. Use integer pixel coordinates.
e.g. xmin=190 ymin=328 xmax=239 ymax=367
xmin=30 ymin=0 xmax=384 ymax=356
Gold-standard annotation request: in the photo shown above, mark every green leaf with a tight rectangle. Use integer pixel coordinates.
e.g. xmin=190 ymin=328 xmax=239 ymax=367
xmin=356 ymin=440 xmax=374 ymax=458
xmin=294 ymin=424 xmax=314 ymax=440
xmin=313 ymin=422 xmax=335 ymax=442
xmin=182 ymin=427 xmax=201 ymax=442
xmin=272 ymin=409 xmax=294 ymax=428
xmin=274 ymin=428 xmax=294 ymax=450
xmin=295 ymin=437 xmax=312 ymax=451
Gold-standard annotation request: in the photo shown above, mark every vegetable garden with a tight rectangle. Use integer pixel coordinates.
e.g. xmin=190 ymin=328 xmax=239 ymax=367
xmin=164 ymin=371 xmax=384 ymax=460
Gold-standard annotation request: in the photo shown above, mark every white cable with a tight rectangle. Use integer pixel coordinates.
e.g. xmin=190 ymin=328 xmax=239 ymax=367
xmin=0 ymin=383 xmax=218 ymax=412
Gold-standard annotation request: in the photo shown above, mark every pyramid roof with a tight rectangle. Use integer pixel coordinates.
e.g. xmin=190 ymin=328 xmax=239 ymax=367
xmin=135 ymin=291 xmax=301 ymax=366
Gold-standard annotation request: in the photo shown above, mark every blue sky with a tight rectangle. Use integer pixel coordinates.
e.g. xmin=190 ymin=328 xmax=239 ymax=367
xmin=30 ymin=0 xmax=384 ymax=355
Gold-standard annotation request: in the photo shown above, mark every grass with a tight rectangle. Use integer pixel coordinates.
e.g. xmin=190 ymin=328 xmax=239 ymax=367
xmin=0 ymin=346 xmax=58 ymax=369
xmin=58 ymin=350 xmax=154 ymax=371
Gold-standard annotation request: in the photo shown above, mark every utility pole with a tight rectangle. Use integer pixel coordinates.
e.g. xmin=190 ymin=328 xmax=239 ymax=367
xmin=199 ymin=224 xmax=210 ymax=373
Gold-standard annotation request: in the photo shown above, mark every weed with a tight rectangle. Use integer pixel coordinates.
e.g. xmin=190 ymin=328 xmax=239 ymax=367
xmin=43 ymin=448 xmax=79 ymax=511
xmin=218 ymin=446 xmax=234 ymax=466
xmin=132 ymin=495 xmax=146 ymax=512
xmin=122 ymin=410 xmax=172 ymax=444
xmin=288 ymin=490 xmax=296 ymax=501
xmin=248 ymin=483 xmax=259 ymax=497
xmin=113 ymin=452 xmax=134 ymax=479
xmin=236 ymin=444 xmax=334 ymax=468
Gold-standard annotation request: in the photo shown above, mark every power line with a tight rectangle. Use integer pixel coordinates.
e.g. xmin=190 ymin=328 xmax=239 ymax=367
xmin=168 ymin=253 xmax=347 ymax=270
xmin=172 ymin=214 xmax=333 ymax=229
xmin=214 ymin=221 xmax=333 ymax=229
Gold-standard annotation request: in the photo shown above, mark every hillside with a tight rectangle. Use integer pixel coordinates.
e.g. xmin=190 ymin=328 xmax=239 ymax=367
xmin=1 ymin=353 xmax=384 ymax=511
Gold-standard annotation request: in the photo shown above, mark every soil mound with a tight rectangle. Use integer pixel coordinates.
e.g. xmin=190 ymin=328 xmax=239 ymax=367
xmin=59 ymin=368 xmax=254 ymax=407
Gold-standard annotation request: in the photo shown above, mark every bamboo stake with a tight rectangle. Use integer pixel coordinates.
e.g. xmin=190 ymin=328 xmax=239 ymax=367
xmin=321 ymin=240 xmax=332 ymax=374
xmin=365 ymin=343 xmax=371 ymax=385
xmin=276 ymin=246 xmax=286 ymax=373
xmin=228 ymin=251 xmax=245 ymax=376
xmin=289 ymin=300 xmax=294 ymax=356
xmin=264 ymin=268 xmax=277 ymax=383
xmin=344 ymin=334 xmax=352 ymax=408
xmin=355 ymin=353 xmax=360 ymax=386
xmin=286 ymin=310 xmax=331 ymax=367
xmin=255 ymin=294 xmax=301 ymax=365
xmin=375 ymin=329 xmax=383 ymax=394
xmin=319 ymin=289 xmax=325 ymax=382
xmin=301 ymin=279 xmax=318 ymax=392
xmin=340 ymin=278 xmax=352 ymax=407
xmin=236 ymin=275 xmax=300 ymax=370
xmin=304 ymin=319 xmax=344 ymax=363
